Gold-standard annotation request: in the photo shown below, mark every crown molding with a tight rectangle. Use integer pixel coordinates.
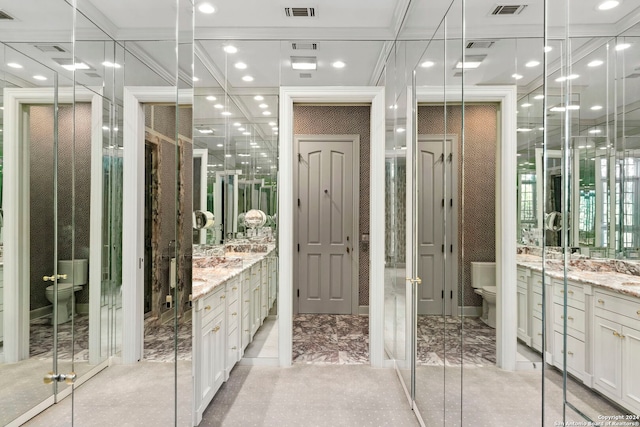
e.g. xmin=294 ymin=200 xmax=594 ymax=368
xmin=193 ymin=26 xmax=396 ymax=41
xmin=74 ymin=0 xmax=119 ymax=39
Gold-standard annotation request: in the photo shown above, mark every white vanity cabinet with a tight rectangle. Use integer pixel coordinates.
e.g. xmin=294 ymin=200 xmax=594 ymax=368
xmin=260 ymin=259 xmax=269 ymax=320
xmin=268 ymin=257 xmax=277 ymax=309
xmin=241 ymin=270 xmax=252 ymax=352
xmin=193 ymin=285 xmax=226 ymax=426
xmin=552 ymin=279 xmax=587 ymax=381
xmin=593 ymin=289 xmax=640 ymax=415
xmin=517 ymin=267 xmax=530 ymax=344
xmin=225 ymin=277 xmax=240 ymax=378
xmin=530 ymin=271 xmax=545 ymax=353
xmin=250 ymin=262 xmax=262 ymax=336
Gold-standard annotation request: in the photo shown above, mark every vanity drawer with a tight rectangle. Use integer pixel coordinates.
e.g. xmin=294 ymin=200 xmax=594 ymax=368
xmin=531 ymin=317 xmax=543 ymax=352
xmin=553 ymin=303 xmax=585 ymax=335
xmin=531 ymin=273 xmax=545 ymax=294
xmin=227 ymin=299 xmax=239 ymax=330
xmin=532 ymin=292 xmax=544 ymax=316
xmin=250 ymin=264 xmax=261 ymax=286
xmin=200 ymin=287 xmax=225 ymax=324
xmin=595 ymin=291 xmax=640 ymax=321
xmin=226 ymin=279 xmax=240 ymax=303
xmin=553 ymin=280 xmax=585 ymax=307
xmin=517 ymin=267 xmax=528 ymax=284
xmin=554 ymin=330 xmax=585 ymax=377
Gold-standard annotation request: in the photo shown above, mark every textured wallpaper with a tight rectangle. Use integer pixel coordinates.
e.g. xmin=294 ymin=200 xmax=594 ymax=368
xmin=30 ymin=104 xmax=92 ymax=310
xmin=293 ymin=105 xmax=371 ymax=307
xmin=417 ymin=104 xmax=498 ymax=307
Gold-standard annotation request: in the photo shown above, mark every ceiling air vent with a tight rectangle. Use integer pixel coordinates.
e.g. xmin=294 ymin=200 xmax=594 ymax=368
xmin=626 ymin=73 xmax=640 ymax=79
xmin=466 ymin=40 xmax=495 ymax=49
xmin=453 ymin=72 xmax=465 ymax=78
xmin=292 ymin=42 xmax=318 ymax=50
xmin=285 ymin=7 xmax=316 ymax=17
xmin=34 ymin=44 xmax=67 ymax=53
xmin=84 ymin=72 xmax=102 ymax=78
xmin=491 ymin=5 xmax=527 ymax=15
xmin=299 ymin=73 xmax=312 ymax=78
xmin=0 ymin=10 xmax=15 ymax=20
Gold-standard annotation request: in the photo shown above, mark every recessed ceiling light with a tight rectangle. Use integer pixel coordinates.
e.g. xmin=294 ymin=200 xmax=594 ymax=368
xmin=198 ymin=129 xmax=214 ymax=134
xmin=238 ymin=127 xmax=245 ymax=131
xmin=233 ymin=122 xmax=241 ymax=127
xmin=254 ymin=95 xmax=264 ymax=101
xmin=221 ymin=111 xmax=232 ymax=116
xmin=389 ymin=104 xmax=398 ymax=110
xmin=456 ymin=61 xmax=482 ymax=69
xmin=198 ymin=3 xmax=216 ymax=14
xmin=517 ymin=128 xmax=533 ymax=132
xmin=544 ymin=46 xmax=553 ymax=53
xmin=224 ymin=45 xmax=238 ymax=54
xmin=538 ymin=127 xmax=545 ymax=130
xmin=7 ymin=62 xmax=23 ymax=69
xmin=566 ymin=105 xmax=580 ymax=110
xmin=268 ymin=121 xmax=276 ymax=126
xmin=588 ymin=59 xmax=604 ymax=67
xmin=591 ymin=105 xmax=603 ymax=110
xmin=235 ymin=62 xmax=247 ymax=70
xmin=332 ymin=61 xmax=346 ymax=68
xmin=214 ymin=104 xmax=223 ymax=109
xmin=292 ymin=56 xmax=317 ymax=71
xmin=396 ymin=128 xmax=406 ymax=133
xmin=589 ymin=129 xmax=602 ymax=134
xmin=521 ymin=103 xmax=532 ymax=107
xmin=242 ymin=75 xmax=254 ymax=82
xmin=517 ymin=153 xmax=522 ymax=157
xmin=420 ymin=61 xmax=435 ymax=68
xmin=206 ymin=95 xmax=217 ymax=101
xmin=61 ymin=62 xmax=90 ymax=71
xmin=567 ymin=74 xmax=579 ymax=80
xmin=102 ymin=126 xmax=110 ymax=131
xmin=525 ymin=60 xmax=540 ymax=67
xmin=102 ymin=61 xmax=122 ymax=68
xmin=615 ymin=43 xmax=631 ymax=51
xmin=598 ymin=0 xmax=619 ymax=10
xmin=243 ymin=132 xmax=251 ymax=135
xmin=512 ymin=74 xmax=523 ymax=80
xmin=216 ymin=143 xmax=223 ymax=147
xmin=259 ymin=103 xmax=268 ymax=108
xmin=33 ymin=75 xmax=47 ymax=81
xmin=193 ymin=76 xmax=200 ymax=82
xmin=262 ymin=111 xmax=271 ymax=116
xmin=534 ymin=95 xmax=544 ymax=100
xmin=550 ymin=106 xmax=566 ymax=112
xmin=225 ymin=154 xmax=232 ymax=158
xmin=249 ymin=142 xmax=257 ymax=145
xmin=272 ymin=127 xmax=278 ymax=131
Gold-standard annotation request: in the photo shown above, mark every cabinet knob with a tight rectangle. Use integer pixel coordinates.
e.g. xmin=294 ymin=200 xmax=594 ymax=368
xmin=613 ymin=330 xmax=620 ymax=337
xmin=637 ymin=310 xmax=640 ymax=316
xmin=231 ymin=346 xmax=237 ymax=350
xmin=212 ymin=326 xmax=221 ymax=333
xmin=568 ymin=351 xmax=574 ymax=356
xmin=568 ymin=316 xmax=574 ymax=321
xmin=204 ymin=305 xmax=211 ymax=310
xmin=244 ymin=329 xmax=249 ymax=332
xmin=232 ymin=312 xmax=237 ymax=316
xmin=220 ymin=295 xmax=226 ymax=300
xmin=537 ymin=333 xmax=542 ymax=336
xmin=568 ymin=290 xmax=574 ymax=295
xmin=537 ymin=303 xmax=543 ymax=307
xmin=232 ymin=286 xmax=238 ymax=291
xmin=245 ymin=300 xmax=250 ymax=303
xmin=598 ymin=299 xmax=605 ymax=304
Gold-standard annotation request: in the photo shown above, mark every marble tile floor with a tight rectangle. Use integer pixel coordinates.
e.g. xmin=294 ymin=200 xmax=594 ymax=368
xmin=30 ymin=314 xmax=90 ymax=361
xmin=416 ymin=315 xmax=496 ymax=366
xmin=292 ymin=314 xmax=369 ymax=364
xmin=203 ymin=364 xmax=418 ymax=427
xmin=143 ymin=316 xmax=192 ymax=362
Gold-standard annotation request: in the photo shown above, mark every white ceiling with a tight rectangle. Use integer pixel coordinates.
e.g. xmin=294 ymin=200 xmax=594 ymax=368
xmin=1 ymin=0 xmax=640 ymax=160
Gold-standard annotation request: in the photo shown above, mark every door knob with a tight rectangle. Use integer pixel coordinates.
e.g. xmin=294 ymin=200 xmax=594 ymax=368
xmin=44 ymin=371 xmax=76 ymax=385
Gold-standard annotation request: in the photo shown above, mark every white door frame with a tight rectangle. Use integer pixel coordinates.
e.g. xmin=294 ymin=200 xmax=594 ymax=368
xmin=409 ymin=86 xmax=518 ymax=371
xmin=121 ymin=87 xmax=192 ymax=363
xmin=279 ymin=86 xmax=386 ymax=368
xmin=293 ymin=134 xmax=360 ymax=316
xmin=3 ymin=87 xmax=103 ymax=364
xmin=193 ymin=148 xmax=208 ymax=245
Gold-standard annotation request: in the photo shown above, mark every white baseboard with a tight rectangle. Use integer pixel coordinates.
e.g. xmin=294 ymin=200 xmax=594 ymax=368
xmin=358 ymin=305 xmax=369 ymax=316
xmin=458 ymin=306 xmax=482 ymax=317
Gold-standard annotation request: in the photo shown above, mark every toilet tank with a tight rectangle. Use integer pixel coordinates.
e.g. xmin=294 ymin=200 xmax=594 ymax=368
xmin=58 ymin=259 xmax=89 ymax=286
xmin=470 ymin=262 xmax=496 ymax=289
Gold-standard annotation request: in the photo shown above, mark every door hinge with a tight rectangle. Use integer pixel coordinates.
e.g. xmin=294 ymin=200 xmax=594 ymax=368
xmin=450 ymin=198 xmax=453 ymax=207
xmin=450 ymin=245 xmax=453 ymax=253
xmin=441 ymin=290 xmax=444 ymax=299
xmin=298 ymin=198 xmax=300 ymax=207
xmin=442 ymin=244 xmax=444 ymax=253
xmin=450 ymin=290 xmax=453 ymax=299
xmin=442 ymin=199 xmax=445 ymax=207
xmin=297 ymin=289 xmax=300 ymax=298
xmin=297 ymin=244 xmax=300 ymax=252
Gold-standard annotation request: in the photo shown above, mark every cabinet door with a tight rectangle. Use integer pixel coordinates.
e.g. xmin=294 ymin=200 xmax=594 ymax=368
xmin=622 ymin=325 xmax=640 ymax=412
xmin=199 ymin=317 xmax=215 ymax=405
xmin=212 ymin=314 xmax=226 ymax=390
xmin=593 ymin=316 xmax=623 ymax=398
xmin=251 ymin=285 xmax=261 ymax=336
xmin=517 ymin=286 xmax=528 ymax=342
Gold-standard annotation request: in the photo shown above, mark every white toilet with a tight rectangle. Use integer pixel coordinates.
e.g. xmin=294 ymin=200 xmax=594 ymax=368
xmin=45 ymin=259 xmax=88 ymax=325
xmin=470 ymin=261 xmax=497 ymax=328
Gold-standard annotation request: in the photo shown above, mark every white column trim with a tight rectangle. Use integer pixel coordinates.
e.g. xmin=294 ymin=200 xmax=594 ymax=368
xmin=415 ymin=85 xmax=518 ymax=371
xmin=278 ymin=86 xmax=386 ymax=368
xmin=122 ymin=87 xmax=192 ymax=363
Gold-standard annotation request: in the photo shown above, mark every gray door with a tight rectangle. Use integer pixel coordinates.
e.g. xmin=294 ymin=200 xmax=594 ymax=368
xmin=417 ymin=137 xmax=456 ymax=315
xmin=297 ymin=136 xmax=355 ymax=314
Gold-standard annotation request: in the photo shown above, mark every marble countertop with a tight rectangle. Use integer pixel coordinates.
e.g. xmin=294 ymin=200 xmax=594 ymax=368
xmin=516 ymin=254 xmax=640 ymax=299
xmin=192 ymin=245 xmax=276 ymax=300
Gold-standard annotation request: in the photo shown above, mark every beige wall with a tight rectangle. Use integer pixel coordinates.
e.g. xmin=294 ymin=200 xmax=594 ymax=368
xmin=294 ymin=104 xmax=371 ymax=307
